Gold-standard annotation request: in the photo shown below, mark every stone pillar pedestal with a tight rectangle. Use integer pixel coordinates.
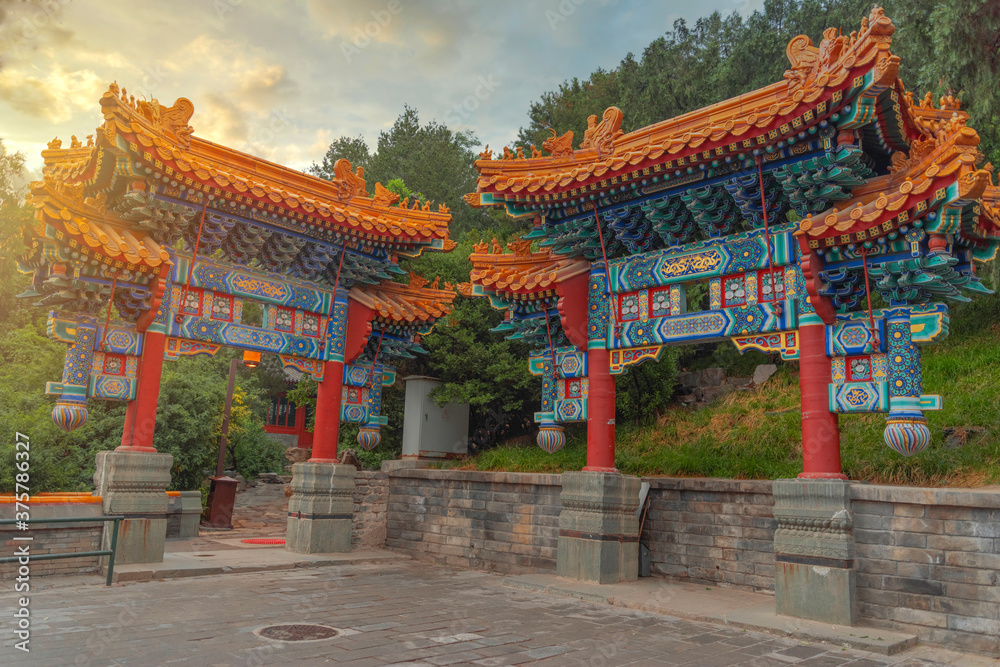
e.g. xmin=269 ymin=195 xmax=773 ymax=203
xmin=557 ymin=471 xmax=640 ymax=584
xmin=773 ymin=478 xmax=857 ymax=625
xmin=166 ymin=490 xmax=203 ymax=538
xmin=285 ymin=462 xmax=354 ymax=554
xmin=94 ymin=450 xmax=173 ymax=564
xmin=178 ymin=491 xmax=202 ymax=538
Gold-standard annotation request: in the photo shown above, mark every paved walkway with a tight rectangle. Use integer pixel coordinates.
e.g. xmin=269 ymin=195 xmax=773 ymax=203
xmin=1 ymin=561 xmax=991 ymax=666
xmin=170 ymin=480 xmax=289 ymax=553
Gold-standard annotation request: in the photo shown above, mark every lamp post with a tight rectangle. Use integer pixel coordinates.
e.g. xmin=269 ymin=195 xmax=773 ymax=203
xmin=203 ymin=350 xmax=260 ymax=530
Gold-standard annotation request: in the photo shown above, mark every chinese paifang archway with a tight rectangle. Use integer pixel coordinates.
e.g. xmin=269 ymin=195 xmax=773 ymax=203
xmin=19 ymin=83 xmax=457 ymax=462
xmin=464 ymin=8 xmax=1000 ymax=478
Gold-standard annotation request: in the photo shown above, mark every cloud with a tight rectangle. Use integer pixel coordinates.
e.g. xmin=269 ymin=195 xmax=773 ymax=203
xmin=261 ymin=129 xmax=333 ymax=170
xmin=305 ymin=0 xmax=483 ymax=68
xmin=0 ymin=64 xmax=105 ymax=123
xmin=237 ymin=63 xmax=297 ymax=111
xmin=305 ymin=0 xmax=410 ymax=44
xmin=0 ymin=0 xmax=75 ymax=71
xmin=1 ymin=0 xmax=777 ymax=174
xmin=169 ymin=34 xmax=299 ymax=113
xmin=197 ymin=92 xmax=250 ymax=146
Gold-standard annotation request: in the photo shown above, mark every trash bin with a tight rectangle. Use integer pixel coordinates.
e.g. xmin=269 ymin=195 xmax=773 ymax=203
xmin=202 ymin=476 xmax=238 ymax=530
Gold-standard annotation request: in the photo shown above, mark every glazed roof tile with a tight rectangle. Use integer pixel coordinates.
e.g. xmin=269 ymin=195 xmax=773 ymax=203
xmin=27 ymin=179 xmax=171 ymax=272
xmin=40 ymin=85 xmax=452 ymax=245
xmin=473 ymin=8 xmax=897 ymax=199
xmin=468 ymin=239 xmax=590 ymax=294
xmin=350 ymin=274 xmax=457 ymax=324
xmin=797 ymin=122 xmax=991 ymax=241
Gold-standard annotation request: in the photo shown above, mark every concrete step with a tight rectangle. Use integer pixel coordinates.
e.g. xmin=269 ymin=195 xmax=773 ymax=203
xmin=111 ymin=548 xmax=407 ymax=583
xmin=503 ymin=573 xmax=917 ymax=656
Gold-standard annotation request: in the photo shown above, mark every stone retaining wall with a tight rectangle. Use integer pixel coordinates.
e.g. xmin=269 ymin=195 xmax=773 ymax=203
xmin=852 ymin=484 xmax=1000 ymax=656
xmin=353 ymin=471 xmax=389 ymax=548
xmin=373 ymin=469 xmax=1000 ymax=656
xmin=0 ymin=503 xmax=104 ymax=578
xmin=642 ymin=478 xmax=776 ymax=592
xmin=384 ymin=469 xmax=561 ymax=573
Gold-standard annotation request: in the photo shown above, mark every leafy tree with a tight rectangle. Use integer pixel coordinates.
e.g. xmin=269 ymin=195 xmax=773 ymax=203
xmin=308 ymin=135 xmax=372 ymax=185
xmin=0 ymin=139 xmax=33 ymax=322
xmin=148 ymin=351 xmax=275 ymax=490
xmin=146 ymin=356 xmax=226 ymax=489
xmin=225 ymin=387 xmax=287 ymax=480
xmin=516 ymin=0 xmax=999 ymax=172
xmin=397 ymin=232 xmax=539 ymax=416
xmin=888 ymin=0 xmax=1000 ymax=167
xmin=615 ymin=351 xmax=681 ymax=426
xmin=0 ymin=140 xmax=27 ymax=206
xmin=313 ymin=107 xmax=494 ymax=237
xmin=384 ymin=177 xmax=426 ymax=204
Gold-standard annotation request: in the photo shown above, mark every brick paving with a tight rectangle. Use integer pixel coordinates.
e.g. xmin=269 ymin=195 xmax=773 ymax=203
xmin=0 ymin=561 xmax=986 ymax=666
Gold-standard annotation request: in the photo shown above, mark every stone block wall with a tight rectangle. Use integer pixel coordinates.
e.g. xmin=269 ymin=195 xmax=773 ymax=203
xmin=0 ymin=503 xmax=105 ymax=578
xmin=852 ymin=485 xmax=1000 ymax=656
xmin=361 ymin=469 xmax=1000 ymax=656
xmin=377 ymin=473 xmax=778 ymax=588
xmin=642 ymin=478 xmax=776 ymax=592
xmin=385 ymin=469 xmax=561 ymax=573
xmin=352 ymin=470 xmax=389 ymax=548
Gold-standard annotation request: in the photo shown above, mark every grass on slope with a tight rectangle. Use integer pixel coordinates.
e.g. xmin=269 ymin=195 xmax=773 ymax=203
xmin=454 ymin=333 xmax=1000 ymax=487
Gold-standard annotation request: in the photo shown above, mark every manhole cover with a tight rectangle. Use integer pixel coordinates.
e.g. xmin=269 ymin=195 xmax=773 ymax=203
xmin=241 ymin=538 xmax=285 ymax=545
xmin=255 ymin=624 xmax=340 ymax=642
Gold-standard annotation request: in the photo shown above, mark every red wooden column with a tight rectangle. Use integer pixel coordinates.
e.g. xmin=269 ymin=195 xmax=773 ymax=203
xmin=585 ymin=348 xmax=616 ymax=471
xmin=310 ymin=293 xmax=375 ymax=463
xmin=310 ymin=359 xmax=344 ymax=461
xmin=294 ymin=401 xmax=310 ymax=448
xmin=119 ymin=329 xmax=167 ymax=452
xmin=796 ymin=251 xmax=845 ymax=479
xmin=565 ymin=261 xmax=618 ymax=472
xmin=557 ymin=271 xmax=618 ymax=470
xmin=797 ymin=316 xmax=845 ymax=479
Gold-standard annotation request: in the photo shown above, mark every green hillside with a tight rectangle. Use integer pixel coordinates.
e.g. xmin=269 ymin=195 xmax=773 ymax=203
xmin=455 ymin=295 xmax=1000 ymax=487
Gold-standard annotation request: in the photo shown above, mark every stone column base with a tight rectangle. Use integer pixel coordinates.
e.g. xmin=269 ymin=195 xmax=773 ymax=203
xmin=94 ymin=450 xmax=173 ymax=565
xmin=178 ymin=490 xmax=202 ymax=538
xmin=773 ymin=478 xmax=857 ymax=626
xmin=285 ymin=462 xmax=355 ymax=554
xmin=557 ymin=471 xmax=641 ymax=584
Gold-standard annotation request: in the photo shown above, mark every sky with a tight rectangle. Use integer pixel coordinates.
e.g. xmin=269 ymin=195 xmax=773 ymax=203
xmin=0 ymin=0 xmax=765 ymax=176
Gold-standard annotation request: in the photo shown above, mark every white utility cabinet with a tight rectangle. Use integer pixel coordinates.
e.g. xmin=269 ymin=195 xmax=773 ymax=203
xmin=401 ymin=376 xmax=469 ymax=459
